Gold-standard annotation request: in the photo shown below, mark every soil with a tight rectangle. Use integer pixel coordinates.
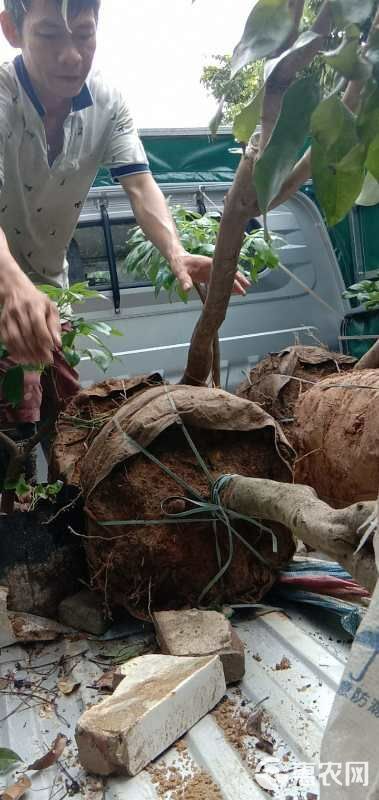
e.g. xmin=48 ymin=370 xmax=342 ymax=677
xmin=295 ymin=368 xmax=379 ymax=506
xmin=148 ymin=742 xmax=223 ymax=799
xmin=85 ymin=424 xmax=295 ymax=617
xmin=236 ymin=346 xmax=356 ymax=448
xmin=0 ymin=487 xmax=86 ymax=616
xmin=50 ymin=374 xmax=163 ymax=486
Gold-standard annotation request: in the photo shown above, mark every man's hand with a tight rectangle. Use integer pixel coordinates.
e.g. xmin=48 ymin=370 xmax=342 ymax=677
xmin=170 ymin=253 xmax=251 ymax=296
xmin=0 ymin=277 xmax=61 ymax=364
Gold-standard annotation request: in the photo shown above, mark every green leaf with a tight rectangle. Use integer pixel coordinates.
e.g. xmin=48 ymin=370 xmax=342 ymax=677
xmin=84 ymin=348 xmax=113 ymax=372
xmin=254 ymin=77 xmax=320 ymax=213
xmin=0 ymin=748 xmax=23 ymax=774
xmin=1 ymin=365 xmax=24 ymax=408
xmin=357 ymin=85 xmax=379 ymax=146
xmin=233 ymin=86 xmax=264 ymax=144
xmin=62 ymin=347 xmax=81 ymax=369
xmin=176 ymin=285 xmax=189 ymax=303
xmin=311 ymin=94 xmax=358 ymax=161
xmin=311 ymin=94 xmax=366 ymax=225
xmin=312 ymin=141 xmax=366 ymax=226
xmin=323 ymin=27 xmax=371 ymax=81
xmin=330 ymin=0 xmax=376 ymax=25
xmin=366 ymin=28 xmax=379 ymax=83
xmin=61 ymin=329 xmax=76 ymax=349
xmin=37 ymin=284 xmax=65 ymax=301
xmin=231 ymin=0 xmax=293 ymax=78
xmin=366 ymin=133 xmax=379 ymax=181
xmin=0 ymin=342 xmax=8 ymax=359
xmin=88 ymin=321 xmax=114 ymax=337
xmin=4 ymin=474 xmax=30 ymax=496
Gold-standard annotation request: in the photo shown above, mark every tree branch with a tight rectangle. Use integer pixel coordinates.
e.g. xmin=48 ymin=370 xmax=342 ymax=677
xmin=355 ymin=339 xmax=379 ymax=371
xmin=0 ymin=430 xmax=19 ymax=460
xmin=194 ymin=283 xmax=221 ymax=387
xmin=182 ymin=145 xmax=258 ymax=385
xmin=221 ymin=476 xmax=377 ymax=592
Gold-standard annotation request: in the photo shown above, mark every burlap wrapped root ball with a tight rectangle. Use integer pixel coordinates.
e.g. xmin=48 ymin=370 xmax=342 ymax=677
xmin=236 ymin=346 xmax=356 ymax=446
xmin=53 ymin=378 xmax=296 ymax=618
xmin=295 ymin=369 xmax=379 ymax=507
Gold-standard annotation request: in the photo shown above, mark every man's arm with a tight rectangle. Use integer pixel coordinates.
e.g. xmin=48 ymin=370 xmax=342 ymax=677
xmin=120 ymin=172 xmax=249 ymax=295
xmin=0 ymin=228 xmax=61 ymax=364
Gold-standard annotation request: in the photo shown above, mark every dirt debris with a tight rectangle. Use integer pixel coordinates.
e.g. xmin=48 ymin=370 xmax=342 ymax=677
xmin=212 ymin=698 xmax=249 ymax=755
xmin=246 ymin=708 xmax=264 ymax=737
xmin=275 ymin=657 xmax=292 ymax=671
xmin=1 ymin=776 xmax=32 ymax=800
xmin=148 ymin=742 xmax=222 ymax=799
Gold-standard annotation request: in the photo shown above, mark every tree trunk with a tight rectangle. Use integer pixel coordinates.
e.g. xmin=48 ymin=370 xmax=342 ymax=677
xmin=181 ymin=150 xmax=258 ymax=386
xmin=221 ymin=476 xmax=378 ymax=592
xmin=355 ymin=339 xmax=379 ymax=371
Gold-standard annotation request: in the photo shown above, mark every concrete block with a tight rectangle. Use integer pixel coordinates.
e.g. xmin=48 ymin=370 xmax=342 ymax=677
xmin=58 ymin=590 xmax=109 ymax=636
xmin=75 ymin=653 xmax=225 ymax=776
xmin=153 ymin=609 xmax=245 ymax=684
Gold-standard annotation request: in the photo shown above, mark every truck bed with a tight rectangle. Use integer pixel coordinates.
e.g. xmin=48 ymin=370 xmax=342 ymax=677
xmin=0 ymin=604 xmax=350 ymax=799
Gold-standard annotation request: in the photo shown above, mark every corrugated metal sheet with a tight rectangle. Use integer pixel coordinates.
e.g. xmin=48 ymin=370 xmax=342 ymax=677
xmin=0 ymin=607 xmax=350 ymax=799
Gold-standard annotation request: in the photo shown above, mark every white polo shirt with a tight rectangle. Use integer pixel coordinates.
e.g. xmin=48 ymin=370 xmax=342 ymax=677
xmin=0 ymin=56 xmax=150 ymax=288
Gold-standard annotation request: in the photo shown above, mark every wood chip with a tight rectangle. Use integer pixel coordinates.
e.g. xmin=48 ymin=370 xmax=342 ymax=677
xmin=28 ymin=734 xmax=68 ymax=771
xmin=1 ymin=776 xmax=31 ymax=800
xmin=246 ymin=708 xmax=264 ymax=737
xmin=256 ymin=737 xmax=274 ymax=755
xmin=275 ymin=657 xmax=291 ymax=671
xmin=57 ymin=679 xmax=80 ymax=696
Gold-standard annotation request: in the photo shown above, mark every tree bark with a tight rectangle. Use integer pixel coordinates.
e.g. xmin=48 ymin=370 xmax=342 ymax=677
xmin=181 ymin=147 xmax=258 ymax=386
xmin=194 ymin=282 xmax=221 ymax=387
xmin=355 ymin=339 xmax=379 ymax=371
xmin=221 ymin=476 xmax=378 ymax=593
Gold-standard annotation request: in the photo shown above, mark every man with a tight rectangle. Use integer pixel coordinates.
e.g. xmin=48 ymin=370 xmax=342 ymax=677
xmin=0 ymin=0 xmax=249 ymax=428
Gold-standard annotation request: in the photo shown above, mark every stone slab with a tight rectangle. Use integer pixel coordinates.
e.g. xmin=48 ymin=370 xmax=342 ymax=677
xmin=153 ymin=609 xmax=245 ymax=684
xmin=75 ymin=653 xmax=226 ymax=776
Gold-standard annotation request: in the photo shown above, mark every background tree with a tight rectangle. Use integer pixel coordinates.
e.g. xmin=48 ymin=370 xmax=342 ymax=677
xmin=200 ymin=0 xmax=339 ymax=124
xmin=201 ymin=55 xmax=264 ymax=123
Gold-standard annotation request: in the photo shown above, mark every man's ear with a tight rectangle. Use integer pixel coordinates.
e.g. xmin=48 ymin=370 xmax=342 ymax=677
xmin=0 ymin=11 xmax=22 ymax=49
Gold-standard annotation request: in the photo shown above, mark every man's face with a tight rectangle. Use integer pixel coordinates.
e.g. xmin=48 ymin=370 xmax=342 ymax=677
xmin=19 ymin=0 xmax=97 ymax=102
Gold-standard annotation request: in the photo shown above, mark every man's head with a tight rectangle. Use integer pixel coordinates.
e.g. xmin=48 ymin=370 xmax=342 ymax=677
xmin=0 ymin=0 xmax=100 ymax=106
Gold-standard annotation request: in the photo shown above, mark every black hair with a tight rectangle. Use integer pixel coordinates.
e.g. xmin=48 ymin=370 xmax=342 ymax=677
xmin=4 ymin=0 xmax=100 ymax=31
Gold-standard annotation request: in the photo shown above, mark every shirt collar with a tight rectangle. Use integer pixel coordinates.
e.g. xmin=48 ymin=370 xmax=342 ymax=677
xmin=13 ymin=54 xmax=93 ymax=117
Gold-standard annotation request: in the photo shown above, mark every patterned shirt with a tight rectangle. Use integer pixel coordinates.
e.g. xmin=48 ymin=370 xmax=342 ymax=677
xmin=0 ymin=55 xmax=150 ymax=288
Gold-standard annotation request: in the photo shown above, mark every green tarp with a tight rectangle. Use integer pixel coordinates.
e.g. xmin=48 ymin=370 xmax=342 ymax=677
xmin=341 ymin=310 xmax=379 ymax=360
xmin=94 ymin=132 xmax=238 ymax=187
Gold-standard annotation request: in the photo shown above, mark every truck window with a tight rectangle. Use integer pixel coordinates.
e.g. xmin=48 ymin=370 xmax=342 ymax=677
xmin=67 ymin=219 xmax=151 ymax=291
xmin=67 ymin=223 xmax=111 ymax=288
